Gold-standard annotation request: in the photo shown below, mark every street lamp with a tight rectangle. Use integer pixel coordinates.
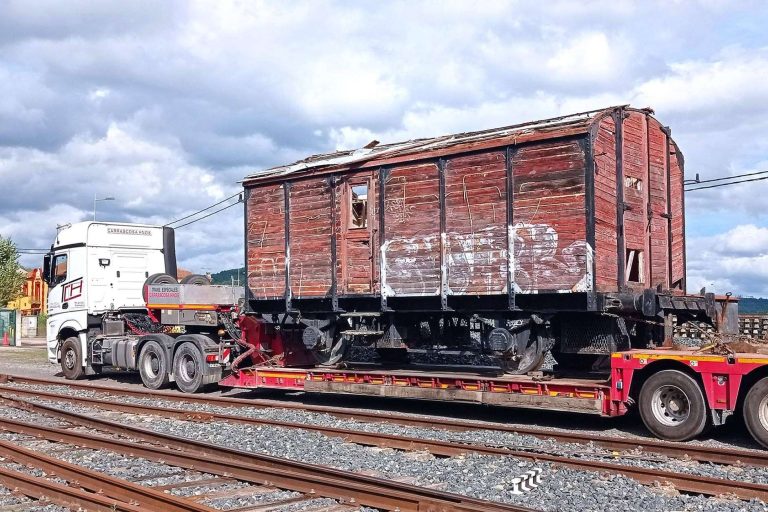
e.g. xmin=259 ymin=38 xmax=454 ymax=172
xmin=93 ymin=195 xmax=115 ymax=221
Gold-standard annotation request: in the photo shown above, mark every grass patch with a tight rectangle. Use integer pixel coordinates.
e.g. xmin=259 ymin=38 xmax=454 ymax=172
xmin=0 ymin=347 xmax=49 ymax=364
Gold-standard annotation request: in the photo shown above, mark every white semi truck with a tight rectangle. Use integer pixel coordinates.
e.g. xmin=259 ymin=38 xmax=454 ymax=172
xmin=43 ymin=221 xmax=243 ymax=392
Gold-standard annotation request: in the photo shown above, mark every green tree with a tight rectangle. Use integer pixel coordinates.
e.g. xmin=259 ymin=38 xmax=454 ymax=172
xmin=0 ymin=236 xmax=25 ymax=307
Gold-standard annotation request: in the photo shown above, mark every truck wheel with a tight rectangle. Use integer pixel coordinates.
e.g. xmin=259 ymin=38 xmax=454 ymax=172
xmin=138 ymin=340 xmax=170 ymax=389
xmin=173 ymin=342 xmax=204 ymax=393
xmin=639 ymin=369 xmax=708 ymax=441
xmin=743 ymin=377 xmax=768 ymax=449
xmin=60 ymin=337 xmax=84 ymax=380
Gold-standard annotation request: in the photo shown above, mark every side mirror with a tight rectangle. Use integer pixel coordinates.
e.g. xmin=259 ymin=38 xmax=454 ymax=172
xmin=42 ymin=254 xmax=52 ymax=286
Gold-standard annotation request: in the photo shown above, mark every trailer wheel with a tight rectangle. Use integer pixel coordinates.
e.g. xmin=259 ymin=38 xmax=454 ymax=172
xmin=743 ymin=377 xmax=768 ymax=449
xmin=60 ymin=337 xmax=84 ymax=380
xmin=138 ymin=340 xmax=170 ymax=389
xmin=639 ymin=370 xmax=708 ymax=441
xmin=142 ymin=273 xmax=177 ymax=303
xmin=180 ymin=274 xmax=211 ymax=285
xmin=173 ymin=342 xmax=204 ymax=393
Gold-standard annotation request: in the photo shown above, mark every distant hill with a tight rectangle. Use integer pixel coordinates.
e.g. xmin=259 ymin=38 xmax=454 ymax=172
xmin=210 ymin=267 xmax=245 ymax=285
xmin=739 ymin=297 xmax=768 ymax=314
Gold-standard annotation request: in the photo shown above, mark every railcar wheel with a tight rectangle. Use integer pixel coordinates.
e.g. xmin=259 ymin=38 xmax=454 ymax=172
xmin=301 ymin=319 xmax=350 ymax=366
xmin=639 ymin=370 xmax=708 ymax=441
xmin=173 ymin=342 xmax=205 ymax=393
xmin=314 ymin=336 xmax=350 ymax=366
xmin=743 ymin=376 xmax=768 ymax=449
xmin=499 ymin=332 xmax=544 ymax=375
xmin=138 ymin=340 xmax=170 ymax=390
xmin=501 ymin=346 xmax=545 ymax=375
xmin=60 ymin=337 xmax=84 ymax=380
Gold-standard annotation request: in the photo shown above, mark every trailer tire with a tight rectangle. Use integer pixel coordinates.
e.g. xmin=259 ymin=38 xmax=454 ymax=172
xmin=743 ymin=377 xmax=768 ymax=449
xmin=639 ymin=369 xmax=708 ymax=441
xmin=60 ymin=337 xmax=84 ymax=380
xmin=173 ymin=342 xmax=204 ymax=393
xmin=142 ymin=273 xmax=178 ymax=303
xmin=138 ymin=340 xmax=170 ymax=389
xmin=180 ymin=274 xmax=211 ymax=285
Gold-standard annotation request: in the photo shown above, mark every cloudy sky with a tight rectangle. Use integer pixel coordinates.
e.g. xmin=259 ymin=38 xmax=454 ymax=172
xmin=1 ymin=0 xmax=767 ymax=295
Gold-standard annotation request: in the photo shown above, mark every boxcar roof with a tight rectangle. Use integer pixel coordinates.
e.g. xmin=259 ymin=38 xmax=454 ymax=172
xmin=243 ymin=104 xmax=635 ymax=185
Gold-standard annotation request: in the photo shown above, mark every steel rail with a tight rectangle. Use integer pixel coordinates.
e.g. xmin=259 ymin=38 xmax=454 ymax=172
xmin=0 ymin=395 xmax=535 ymax=512
xmin=2 ymin=374 xmax=765 ymax=468
xmin=0 ymin=439 xmax=215 ymax=512
xmin=0 ymin=385 xmax=574 ymax=458
xmin=2 ymin=390 xmax=768 ymax=502
xmin=0 ymin=464 xmax=144 ymax=512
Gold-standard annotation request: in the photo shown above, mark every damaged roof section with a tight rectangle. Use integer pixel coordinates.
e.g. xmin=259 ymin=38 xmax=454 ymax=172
xmin=243 ymin=105 xmax=629 ymax=185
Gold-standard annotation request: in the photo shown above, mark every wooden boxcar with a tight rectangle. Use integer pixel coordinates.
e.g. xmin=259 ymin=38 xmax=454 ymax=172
xmin=242 ymin=106 xmax=715 ymax=373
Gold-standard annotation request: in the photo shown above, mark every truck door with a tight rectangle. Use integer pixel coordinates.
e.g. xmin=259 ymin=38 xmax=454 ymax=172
xmin=46 ymin=249 xmax=87 ymax=335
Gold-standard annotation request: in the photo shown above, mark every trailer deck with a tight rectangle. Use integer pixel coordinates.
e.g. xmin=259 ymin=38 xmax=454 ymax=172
xmin=220 ymin=363 xmax=611 ymax=415
xmin=219 ymin=348 xmax=768 ymax=419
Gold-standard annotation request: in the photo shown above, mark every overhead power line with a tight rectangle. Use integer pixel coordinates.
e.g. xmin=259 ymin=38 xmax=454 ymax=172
xmin=164 ymin=192 xmax=241 ymax=227
xmin=686 ymin=173 xmax=768 ymax=192
xmin=687 ymin=169 xmax=768 ymax=185
xmin=173 ymin=197 xmax=243 ymax=229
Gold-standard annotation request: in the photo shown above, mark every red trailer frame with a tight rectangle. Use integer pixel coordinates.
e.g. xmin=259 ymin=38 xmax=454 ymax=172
xmin=219 ymin=347 xmax=768 ymax=447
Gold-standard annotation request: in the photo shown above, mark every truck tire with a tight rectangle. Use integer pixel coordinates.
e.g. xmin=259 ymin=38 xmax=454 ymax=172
xmin=743 ymin=376 xmax=768 ymax=449
xmin=180 ymin=274 xmax=211 ymax=285
xmin=639 ymin=369 xmax=708 ymax=441
xmin=173 ymin=342 xmax=204 ymax=393
xmin=60 ymin=337 xmax=84 ymax=380
xmin=138 ymin=340 xmax=170 ymax=389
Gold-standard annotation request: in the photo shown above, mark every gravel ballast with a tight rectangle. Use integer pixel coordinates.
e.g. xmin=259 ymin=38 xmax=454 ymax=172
xmin=6 ymin=384 xmax=767 ymax=484
xmin=10 ymin=396 xmax=765 ymax=512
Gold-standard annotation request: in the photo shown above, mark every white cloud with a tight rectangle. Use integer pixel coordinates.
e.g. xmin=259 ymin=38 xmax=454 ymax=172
xmin=0 ymin=0 xmax=766 ymax=291
xmin=634 ymin=48 xmax=768 ymax=120
xmin=688 ymin=224 xmax=768 ymax=296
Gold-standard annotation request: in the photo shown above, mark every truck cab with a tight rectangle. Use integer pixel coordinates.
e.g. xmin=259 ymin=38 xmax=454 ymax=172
xmin=44 ymin=222 xmax=176 ymax=366
xmin=43 ymin=221 xmax=241 ymax=393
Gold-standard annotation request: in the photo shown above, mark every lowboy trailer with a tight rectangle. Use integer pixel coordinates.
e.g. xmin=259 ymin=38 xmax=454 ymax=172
xmin=220 ymin=345 xmax=768 ymax=448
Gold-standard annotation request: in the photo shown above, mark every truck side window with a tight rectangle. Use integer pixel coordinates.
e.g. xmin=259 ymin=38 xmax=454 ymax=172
xmin=53 ymin=253 xmax=68 ymax=285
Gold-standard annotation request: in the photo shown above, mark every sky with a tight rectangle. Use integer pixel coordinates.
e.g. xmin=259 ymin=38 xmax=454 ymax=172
xmin=1 ymin=0 xmax=767 ymax=296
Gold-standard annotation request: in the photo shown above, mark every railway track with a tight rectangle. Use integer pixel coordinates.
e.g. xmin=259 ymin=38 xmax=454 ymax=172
xmin=0 ymin=395 xmax=535 ymax=512
xmin=1 ymin=378 xmax=767 ymax=503
xmin=2 ymin=374 xmax=765 ymax=467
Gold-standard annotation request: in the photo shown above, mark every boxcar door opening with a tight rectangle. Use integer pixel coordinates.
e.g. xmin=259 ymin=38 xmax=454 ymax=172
xmin=341 ymin=173 xmax=375 ymax=295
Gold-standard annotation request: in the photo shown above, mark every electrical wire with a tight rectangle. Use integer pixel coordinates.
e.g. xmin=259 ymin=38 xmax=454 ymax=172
xmin=164 ymin=192 xmax=241 ymax=227
xmin=686 ymin=169 xmax=768 ymax=186
xmin=172 ymin=197 xmax=243 ymax=229
xmin=686 ymin=174 xmax=768 ymax=192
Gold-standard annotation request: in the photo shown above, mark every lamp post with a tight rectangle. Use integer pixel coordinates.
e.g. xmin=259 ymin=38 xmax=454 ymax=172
xmin=93 ymin=195 xmax=115 ymax=221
